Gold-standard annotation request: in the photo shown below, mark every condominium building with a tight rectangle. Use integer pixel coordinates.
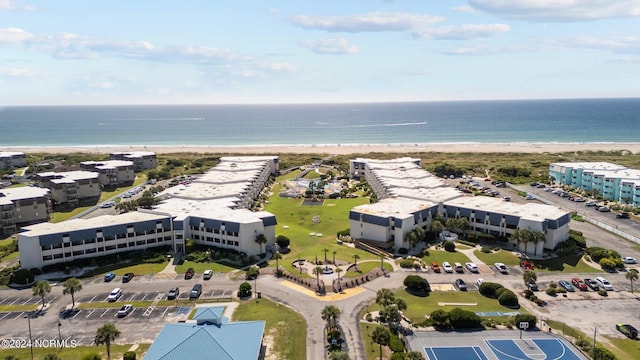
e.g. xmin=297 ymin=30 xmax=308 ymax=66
xmin=19 ymin=156 xmax=279 ymax=269
xmin=0 ymin=152 xmax=27 ymax=170
xmin=80 ymin=160 xmax=135 ymax=187
xmin=350 ymin=158 xmax=570 ymax=255
xmin=0 ymin=187 xmax=50 ymax=235
xmin=549 ymin=161 xmax=640 ymax=207
xmin=36 ymin=171 xmax=101 ymax=207
xmin=109 ymin=151 xmax=157 ymax=171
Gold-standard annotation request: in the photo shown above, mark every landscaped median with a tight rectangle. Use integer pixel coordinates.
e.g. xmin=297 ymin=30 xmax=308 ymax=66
xmin=76 ymin=297 xmax=232 ymax=310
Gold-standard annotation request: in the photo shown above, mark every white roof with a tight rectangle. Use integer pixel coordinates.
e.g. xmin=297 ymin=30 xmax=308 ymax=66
xmin=444 ymin=195 xmax=567 ymax=221
xmin=0 ymin=187 xmax=50 ymax=205
xmin=38 ymin=171 xmax=99 ymax=183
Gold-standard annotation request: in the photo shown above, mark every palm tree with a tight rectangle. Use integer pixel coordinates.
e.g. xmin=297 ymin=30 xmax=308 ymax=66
xmin=323 ymin=248 xmax=330 ymax=264
xmin=32 ymin=280 xmax=51 ymax=308
xmin=626 ymin=269 xmax=639 ymax=294
xmin=335 ymin=267 xmax=343 ymax=284
xmin=332 ymin=250 xmax=337 ymax=265
xmin=321 ymin=305 xmax=341 ymax=329
xmin=273 ymin=251 xmax=282 ymax=277
xmin=255 ymin=233 xmax=267 ymax=254
xmin=94 ymin=322 xmax=121 ymax=360
xmin=352 ymin=254 xmax=360 ymax=271
xmin=313 ymin=266 xmax=323 ymax=288
xmin=380 ymin=255 xmax=385 ymax=271
xmin=372 ymin=326 xmax=390 ymax=360
xmin=511 ymin=229 xmax=523 ymax=251
xmin=62 ymin=277 xmax=82 ymax=309
xmin=375 ymin=288 xmax=395 ymax=308
xmin=531 ymin=231 xmax=545 ymax=256
xmin=430 ymin=220 xmax=444 ymax=240
xmin=405 ymin=230 xmax=417 ymax=248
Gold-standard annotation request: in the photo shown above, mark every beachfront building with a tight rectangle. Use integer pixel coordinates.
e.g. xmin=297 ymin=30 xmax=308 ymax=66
xmin=36 ymin=171 xmax=101 ymax=208
xmin=144 ymin=306 xmax=265 ymax=360
xmin=18 ymin=210 xmax=173 ymax=270
xmin=549 ymin=161 xmax=640 ymax=207
xmin=109 ymin=151 xmax=157 ymax=171
xmin=0 ymin=187 xmax=50 ymax=235
xmin=80 ymin=160 xmax=135 ymax=187
xmin=19 ymin=156 xmax=279 ymax=269
xmin=0 ymin=152 xmax=27 ymax=170
xmin=350 ymin=158 xmax=570 ymax=255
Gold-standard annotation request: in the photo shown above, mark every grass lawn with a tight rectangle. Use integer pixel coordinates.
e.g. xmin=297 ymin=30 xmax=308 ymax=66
xmin=360 ymin=323 xmax=390 ymax=360
xmin=111 ymin=262 xmax=168 ymax=276
xmin=264 ymin=179 xmax=375 ymax=274
xmin=605 ymin=335 xmax=640 ymax=360
xmin=473 ymin=249 xmax=521 ymax=266
xmin=365 ymin=289 xmax=526 ymax=324
xmin=0 ymin=303 xmax=38 ymax=312
xmin=421 ymin=249 xmax=471 ymax=266
xmin=175 ymin=261 xmax=239 ymax=274
xmin=343 ymin=261 xmax=393 ymax=278
xmin=232 ymin=297 xmax=306 ymax=360
xmin=0 ymin=343 xmax=151 ymax=360
xmin=77 ymin=297 xmax=231 ymax=309
xmin=531 ymin=254 xmax=602 ymax=273
xmin=0 ymin=238 xmax=15 ymax=247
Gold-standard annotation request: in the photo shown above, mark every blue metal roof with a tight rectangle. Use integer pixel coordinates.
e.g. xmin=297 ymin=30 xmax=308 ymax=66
xmin=144 ymin=307 xmax=265 ymax=360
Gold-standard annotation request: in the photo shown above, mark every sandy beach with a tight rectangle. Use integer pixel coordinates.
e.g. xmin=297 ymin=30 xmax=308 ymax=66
xmin=6 ymin=142 xmax=640 ymax=155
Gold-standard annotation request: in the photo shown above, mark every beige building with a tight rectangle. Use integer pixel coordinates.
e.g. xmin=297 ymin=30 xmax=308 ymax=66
xmin=0 ymin=152 xmax=27 ymax=170
xmin=109 ymin=151 xmax=157 ymax=171
xmin=0 ymin=187 xmax=50 ymax=235
xmin=36 ymin=171 xmax=101 ymax=208
xmin=80 ymin=160 xmax=135 ymax=187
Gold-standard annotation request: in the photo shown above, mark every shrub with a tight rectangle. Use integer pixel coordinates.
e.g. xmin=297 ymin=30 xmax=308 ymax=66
xmin=555 ymin=287 xmax=567 ymax=294
xmin=399 ymin=259 xmax=415 ymax=269
xmin=448 ymin=308 xmax=482 ymax=329
xmin=498 ymin=290 xmax=519 ymax=308
xmin=481 ymin=246 xmax=492 ymax=253
xmin=599 ymin=257 xmax=618 ymax=271
xmin=366 ymin=313 xmax=373 ymax=322
xmin=403 ymin=275 xmax=430 ymax=292
xmin=123 ymin=351 xmax=137 ymax=360
xmin=598 ymin=289 xmax=608 ymax=296
xmin=398 ymin=248 xmax=409 ymax=255
xmin=443 ymin=240 xmax=456 ymax=252
xmin=546 ymin=287 xmax=557 ymax=296
xmin=586 ymin=247 xmax=620 ymax=263
xmin=389 ymin=332 xmax=404 ymax=352
xmin=276 ymin=235 xmax=290 ymax=249
xmin=81 ymin=354 xmax=102 ymax=360
xmin=10 ymin=268 xmax=34 ymax=285
xmin=246 ymin=266 xmax=259 ymax=280
xmin=29 ymin=268 xmax=42 ymax=276
xmin=238 ymin=281 xmax=252 ymax=297
xmin=479 ymin=282 xmax=504 ymax=298
xmin=430 ymin=309 xmax=449 ymax=328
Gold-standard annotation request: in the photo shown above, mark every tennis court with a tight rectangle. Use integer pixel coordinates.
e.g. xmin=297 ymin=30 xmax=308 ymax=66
xmin=424 ymin=338 xmax=583 ymax=360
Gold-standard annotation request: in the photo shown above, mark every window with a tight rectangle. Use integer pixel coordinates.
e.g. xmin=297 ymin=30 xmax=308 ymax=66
xmin=73 ymin=250 xmax=84 ymax=256
xmin=136 ymin=240 xmax=146 ymax=246
xmin=117 ymin=243 xmax=127 ymax=249
xmin=42 ymin=255 xmax=53 ymax=261
xmin=128 ymin=242 xmax=135 ymax=247
xmin=86 ymin=248 xmax=96 ymax=254
xmin=105 ymin=245 xmax=116 ymax=251
xmin=53 ymin=254 xmax=63 ymax=259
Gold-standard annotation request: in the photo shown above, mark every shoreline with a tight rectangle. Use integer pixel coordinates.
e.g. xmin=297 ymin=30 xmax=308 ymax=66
xmin=5 ymin=142 xmax=640 ymax=155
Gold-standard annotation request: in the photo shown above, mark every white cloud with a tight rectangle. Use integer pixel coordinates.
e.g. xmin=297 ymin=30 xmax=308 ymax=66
xmin=0 ymin=67 xmax=35 ymax=77
xmin=412 ymin=24 xmax=510 ymax=40
xmin=609 ymin=56 xmax=640 ymax=62
xmin=262 ymin=62 xmax=299 ymax=72
xmin=299 ymin=38 xmax=359 ymax=54
xmin=468 ymin=0 xmax=640 ymax=21
xmin=292 ymin=12 xmax=445 ymax=32
xmin=568 ymin=35 xmax=640 ymax=53
xmin=451 ymin=5 xmax=476 ymax=13
xmin=0 ymin=0 xmax=35 ymax=11
xmin=0 ymin=27 xmax=35 ymax=44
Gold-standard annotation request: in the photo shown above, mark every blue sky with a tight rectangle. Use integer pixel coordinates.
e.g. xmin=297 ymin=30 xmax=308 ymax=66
xmin=1 ymin=0 xmax=639 ymax=105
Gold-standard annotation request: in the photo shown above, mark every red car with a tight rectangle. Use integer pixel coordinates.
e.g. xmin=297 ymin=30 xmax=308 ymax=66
xmin=431 ymin=262 xmax=441 ymax=273
xmin=520 ymin=261 xmax=534 ymax=270
xmin=571 ymin=277 xmax=588 ymax=291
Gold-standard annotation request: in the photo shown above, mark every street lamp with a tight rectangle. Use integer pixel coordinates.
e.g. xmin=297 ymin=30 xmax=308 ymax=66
xmin=25 ymin=313 xmax=34 ymax=360
xmin=58 ymin=321 xmax=63 ymax=349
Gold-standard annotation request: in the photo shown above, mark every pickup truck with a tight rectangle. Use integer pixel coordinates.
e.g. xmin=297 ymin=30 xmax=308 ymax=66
xmin=184 ymin=267 xmax=195 ymax=280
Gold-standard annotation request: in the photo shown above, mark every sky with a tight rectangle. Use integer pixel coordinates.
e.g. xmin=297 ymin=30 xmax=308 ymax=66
xmin=1 ymin=0 xmax=639 ymax=105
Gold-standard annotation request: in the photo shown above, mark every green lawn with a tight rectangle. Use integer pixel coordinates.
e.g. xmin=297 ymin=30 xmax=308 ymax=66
xmin=532 ymin=254 xmax=602 ymax=273
xmin=0 ymin=238 xmax=15 ymax=247
xmin=343 ymin=261 xmax=393 ymax=278
xmin=473 ymin=249 xmax=521 ymax=266
xmin=232 ymin=297 xmax=306 ymax=360
xmin=360 ymin=323 xmax=389 ymax=360
xmin=0 ymin=343 xmax=150 ymax=360
xmin=0 ymin=303 xmax=38 ymax=312
xmin=111 ymin=262 xmax=168 ymax=276
xmin=421 ymin=249 xmax=471 ymax=266
xmin=175 ymin=261 xmax=238 ymax=274
xmin=605 ymin=335 xmax=640 ymax=360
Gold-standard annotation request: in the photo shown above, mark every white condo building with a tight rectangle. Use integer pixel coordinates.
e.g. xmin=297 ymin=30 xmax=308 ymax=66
xmin=36 ymin=171 xmax=101 ymax=207
xmin=109 ymin=151 xmax=157 ymax=171
xmin=80 ymin=160 xmax=136 ymax=187
xmin=0 ymin=187 xmax=50 ymax=235
xmin=0 ymin=152 xmax=27 ymax=170
xmin=19 ymin=156 xmax=279 ymax=269
xmin=349 ymin=158 xmax=570 ymax=255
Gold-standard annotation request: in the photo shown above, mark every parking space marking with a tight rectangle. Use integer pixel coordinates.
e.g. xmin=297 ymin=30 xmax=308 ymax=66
xmin=140 ymin=293 xmax=148 ymax=301
xmin=85 ymin=309 xmax=95 ymax=319
xmin=89 ymin=295 xmax=98 ymax=303
xmin=21 ymin=298 xmax=32 ymax=305
xmin=126 ymin=294 xmax=136 ymax=301
xmin=0 ymin=313 xmax=9 ymax=320
xmin=100 ymin=309 xmax=110 ymax=318
xmin=72 ymin=310 xmax=82 ymax=319
xmin=162 ymin=307 xmax=170 ymax=317
xmin=8 ymin=299 xmax=19 ymax=305
xmin=13 ymin=312 xmax=25 ymax=319
xmin=0 ymin=298 xmax=7 ymax=305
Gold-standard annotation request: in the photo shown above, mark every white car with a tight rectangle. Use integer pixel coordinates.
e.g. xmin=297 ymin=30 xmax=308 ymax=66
xmin=494 ymin=263 xmax=508 ymax=274
xmin=476 ymin=278 xmax=484 ymax=287
xmin=117 ymin=304 xmax=133 ymax=317
xmin=442 ymin=262 xmax=453 ymax=273
xmin=595 ymin=276 xmax=614 ymax=291
xmin=107 ymin=288 xmax=122 ymax=302
xmin=465 ymin=262 xmax=479 ymax=273
xmin=622 ymin=256 xmax=637 ymax=264
xmin=203 ymin=269 xmax=213 ymax=280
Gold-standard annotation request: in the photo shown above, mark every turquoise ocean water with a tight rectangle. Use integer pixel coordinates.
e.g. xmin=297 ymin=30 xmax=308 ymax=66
xmin=1 ymin=98 xmax=639 ymax=147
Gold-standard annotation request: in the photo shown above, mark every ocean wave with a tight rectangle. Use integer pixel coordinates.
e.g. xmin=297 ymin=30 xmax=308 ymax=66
xmin=314 ymin=121 xmax=427 ymax=128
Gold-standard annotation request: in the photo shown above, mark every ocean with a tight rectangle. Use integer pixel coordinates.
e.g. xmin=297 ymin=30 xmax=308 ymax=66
xmin=1 ymin=98 xmax=640 ymax=147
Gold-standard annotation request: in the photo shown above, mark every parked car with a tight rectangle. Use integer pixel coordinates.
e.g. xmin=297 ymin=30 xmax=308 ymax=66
xmin=584 ymin=278 xmax=600 ymax=291
xmin=431 ymin=262 xmax=441 ymax=273
xmin=189 ymin=283 xmax=203 ymax=299
xmin=167 ymin=287 xmax=180 ymax=300
xmin=616 ymin=212 xmax=630 ymax=219
xmin=117 ymin=304 xmax=133 ymax=317
xmin=494 ymin=263 xmax=508 ymax=274
xmin=100 ymin=201 xmax=116 ymax=208
xmin=465 ymin=262 xmax=479 ymax=273
xmin=503 ymin=196 xmax=511 ymax=201
xmin=526 ymin=281 xmax=539 ymax=291
xmin=185 ymin=267 xmax=195 ymax=279
xmin=585 ymin=201 xmax=598 ymax=207
xmin=454 ymin=262 xmax=464 ymax=273
xmin=622 ymin=256 xmax=637 ymax=264
xmin=455 ymin=279 xmax=467 ymax=291
xmin=595 ymin=276 xmax=614 ymax=291
xmin=571 ymin=278 xmax=588 ymax=291
xmin=442 ymin=262 xmax=453 ymax=273
xmin=558 ymin=280 xmax=575 ymax=292
xmin=107 ymin=288 xmax=122 ymax=302
xmin=536 ymin=184 xmax=546 ymax=188
xmin=520 ymin=260 xmax=534 ymax=270
xmin=597 ymin=206 xmax=611 ymax=212
xmin=104 ymin=272 xmax=116 ymax=282
xmin=573 ymin=197 xmax=585 ymax=202
xmin=476 ymin=278 xmax=484 ymax=287
xmin=616 ymin=324 xmax=638 ymax=339
xmin=203 ymin=269 xmax=213 ymax=280
xmin=122 ymin=273 xmax=134 ymax=283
